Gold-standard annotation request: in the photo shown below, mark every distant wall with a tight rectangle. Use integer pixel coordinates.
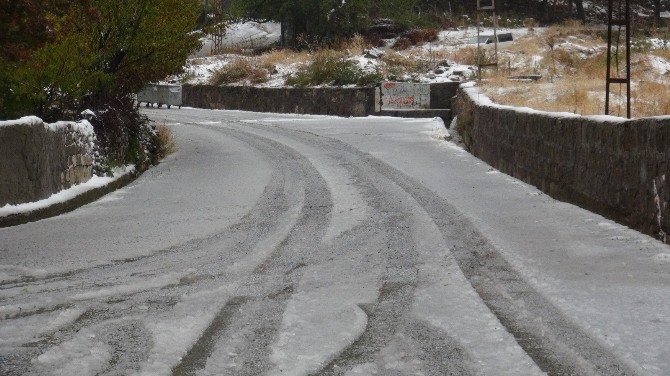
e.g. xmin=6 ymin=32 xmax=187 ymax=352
xmin=182 ymin=85 xmax=378 ymax=117
xmin=0 ymin=117 xmax=95 ymax=206
xmin=455 ymin=86 xmax=670 ymax=241
xmin=182 ymin=82 xmax=462 ymax=119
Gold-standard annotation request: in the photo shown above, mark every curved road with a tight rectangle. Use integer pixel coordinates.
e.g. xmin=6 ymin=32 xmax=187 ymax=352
xmin=1 ymin=108 xmax=669 ymax=375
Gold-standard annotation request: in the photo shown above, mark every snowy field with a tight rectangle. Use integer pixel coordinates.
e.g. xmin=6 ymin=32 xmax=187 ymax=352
xmin=176 ymin=21 xmax=670 ymax=117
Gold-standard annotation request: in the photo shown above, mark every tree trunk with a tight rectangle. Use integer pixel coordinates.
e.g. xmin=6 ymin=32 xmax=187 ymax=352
xmin=574 ymin=0 xmax=585 ymax=21
xmin=655 ymin=0 xmax=662 ymax=26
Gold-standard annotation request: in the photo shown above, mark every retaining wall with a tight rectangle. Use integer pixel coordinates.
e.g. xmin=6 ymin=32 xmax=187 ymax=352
xmin=0 ymin=117 xmax=95 ymax=206
xmin=182 ymin=85 xmax=378 ymax=117
xmin=182 ymin=82 xmax=462 ymax=119
xmin=455 ymin=86 xmax=670 ymax=240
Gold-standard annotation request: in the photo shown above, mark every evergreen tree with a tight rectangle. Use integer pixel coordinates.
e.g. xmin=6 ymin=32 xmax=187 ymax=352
xmin=230 ymin=0 xmax=417 ymax=46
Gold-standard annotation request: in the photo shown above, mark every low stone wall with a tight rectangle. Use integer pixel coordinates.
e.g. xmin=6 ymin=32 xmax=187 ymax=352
xmin=455 ymin=86 xmax=670 ymax=241
xmin=183 ymin=85 xmax=378 ymax=117
xmin=0 ymin=117 xmax=95 ymax=206
xmin=182 ymin=82 xmax=462 ymax=119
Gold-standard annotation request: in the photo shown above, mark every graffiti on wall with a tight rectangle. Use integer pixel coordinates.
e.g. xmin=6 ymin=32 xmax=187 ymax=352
xmin=381 ymin=82 xmax=431 ymax=110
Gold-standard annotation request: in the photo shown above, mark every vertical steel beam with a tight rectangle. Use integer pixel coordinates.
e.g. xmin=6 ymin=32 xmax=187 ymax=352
xmin=626 ymin=0 xmax=631 ymax=119
xmin=605 ymin=0 xmax=631 ymax=118
xmin=605 ymin=0 xmax=613 ymax=115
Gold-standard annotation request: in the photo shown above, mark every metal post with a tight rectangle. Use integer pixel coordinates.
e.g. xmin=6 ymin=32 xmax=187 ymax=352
xmin=626 ymin=0 xmax=631 ymax=119
xmin=477 ymin=0 xmax=482 ymax=79
xmin=605 ymin=0 xmax=631 ymax=118
xmin=605 ymin=0 xmax=613 ymax=115
xmin=476 ymin=0 xmax=499 ymax=80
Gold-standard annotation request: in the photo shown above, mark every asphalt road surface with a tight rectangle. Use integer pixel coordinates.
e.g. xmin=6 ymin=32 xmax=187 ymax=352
xmin=1 ymin=108 xmax=669 ymax=376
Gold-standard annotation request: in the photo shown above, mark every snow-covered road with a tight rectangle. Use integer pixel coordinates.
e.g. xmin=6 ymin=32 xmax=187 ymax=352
xmin=1 ymin=108 xmax=668 ymax=375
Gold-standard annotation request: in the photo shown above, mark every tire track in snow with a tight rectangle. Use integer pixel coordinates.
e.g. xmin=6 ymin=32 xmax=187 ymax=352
xmin=320 ymin=134 xmax=639 ymax=376
xmin=164 ymin=124 xmax=334 ymax=376
xmin=241 ymin=124 xmax=474 ymax=376
xmin=0 ymin=122 xmax=304 ymax=375
xmin=260 ymin=124 xmax=636 ymax=375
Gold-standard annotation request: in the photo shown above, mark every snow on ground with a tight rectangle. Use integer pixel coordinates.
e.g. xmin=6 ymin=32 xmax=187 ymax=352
xmin=194 ymin=21 xmax=281 ymax=57
xmin=179 ymin=21 xmax=670 ymax=116
xmin=0 ymin=165 xmax=135 ymax=218
xmin=648 ymin=54 xmax=670 ymax=76
xmin=435 ymin=26 xmax=536 ymax=50
xmin=31 ymin=328 xmax=113 ymax=376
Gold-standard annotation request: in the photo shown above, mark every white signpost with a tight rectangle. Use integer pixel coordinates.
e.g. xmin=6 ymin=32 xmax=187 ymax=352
xmin=380 ymin=82 xmax=431 ymax=110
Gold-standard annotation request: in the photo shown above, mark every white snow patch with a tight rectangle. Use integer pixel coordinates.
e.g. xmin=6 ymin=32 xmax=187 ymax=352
xmin=648 ymin=55 xmax=670 ymax=76
xmin=410 ymin=203 xmax=544 ymax=375
xmin=0 ymin=116 xmax=43 ymax=127
xmin=0 ymin=165 xmax=135 ymax=218
xmin=0 ymin=265 xmax=49 ymax=283
xmin=345 ymin=363 xmax=379 ymax=375
xmin=463 ymin=85 xmax=630 ymax=121
xmin=195 ymin=22 xmax=280 ymax=57
xmin=71 ymin=272 xmax=181 ymax=301
xmin=269 ymin=263 xmax=381 ymax=376
xmin=654 ymin=253 xmax=670 ymax=263
xmin=32 ymin=328 xmax=112 ymax=376
xmin=219 ymin=22 xmax=280 ymax=49
xmin=0 ymin=307 xmax=85 ymax=347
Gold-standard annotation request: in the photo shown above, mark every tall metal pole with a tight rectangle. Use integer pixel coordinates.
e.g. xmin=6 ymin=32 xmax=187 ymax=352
xmin=605 ymin=0 xmax=613 ymax=115
xmin=605 ymin=0 xmax=631 ymax=118
xmin=626 ymin=0 xmax=631 ymax=119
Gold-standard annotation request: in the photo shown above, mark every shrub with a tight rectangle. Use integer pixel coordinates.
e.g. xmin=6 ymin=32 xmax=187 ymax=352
xmin=155 ymin=124 xmax=177 ymax=158
xmin=286 ymin=51 xmax=381 ymax=87
xmin=88 ymin=96 xmax=158 ymax=174
xmin=381 ymin=51 xmax=419 ymax=70
xmin=407 ymin=28 xmax=438 ymax=44
xmin=392 ymin=37 xmax=413 ymax=50
xmin=365 ymin=34 xmax=386 ymax=48
xmin=210 ymin=59 xmax=253 ymax=85
xmin=249 ymin=68 xmax=270 ymax=84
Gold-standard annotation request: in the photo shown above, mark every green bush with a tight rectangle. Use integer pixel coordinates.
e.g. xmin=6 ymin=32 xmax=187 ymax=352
xmin=0 ymin=0 xmax=201 ymax=121
xmin=286 ymin=52 xmax=382 ymax=87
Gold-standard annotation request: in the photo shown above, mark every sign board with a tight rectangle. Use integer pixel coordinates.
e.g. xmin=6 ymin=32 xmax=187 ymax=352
xmin=380 ymin=82 xmax=430 ymax=110
xmin=137 ymin=85 xmax=182 ymax=108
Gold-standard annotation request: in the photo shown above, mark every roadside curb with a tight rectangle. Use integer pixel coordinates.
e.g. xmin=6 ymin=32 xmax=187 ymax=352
xmin=0 ymin=170 xmax=140 ymax=228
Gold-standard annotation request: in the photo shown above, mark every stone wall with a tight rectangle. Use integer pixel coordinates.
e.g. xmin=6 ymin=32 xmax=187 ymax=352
xmin=183 ymin=85 xmax=378 ymax=117
xmin=0 ymin=117 xmax=95 ymax=206
xmin=455 ymin=86 xmax=670 ymax=241
xmin=182 ymin=82 xmax=462 ymax=118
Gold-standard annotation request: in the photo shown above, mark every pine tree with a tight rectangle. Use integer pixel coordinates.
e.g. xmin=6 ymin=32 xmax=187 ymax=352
xmin=230 ymin=0 xmax=417 ymax=46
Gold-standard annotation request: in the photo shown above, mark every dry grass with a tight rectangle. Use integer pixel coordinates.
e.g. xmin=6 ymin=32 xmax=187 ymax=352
xmin=452 ymin=46 xmax=497 ymax=66
xmin=210 ymin=58 xmax=270 ymax=85
xmin=340 ymin=34 xmax=368 ymax=56
xmin=155 ymin=124 xmax=177 ymax=158
xmin=259 ymin=49 xmax=312 ymax=66
xmin=381 ymin=51 xmax=419 ymax=70
xmin=480 ymin=23 xmax=670 ymax=118
xmin=483 ymin=66 xmax=670 ymax=118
